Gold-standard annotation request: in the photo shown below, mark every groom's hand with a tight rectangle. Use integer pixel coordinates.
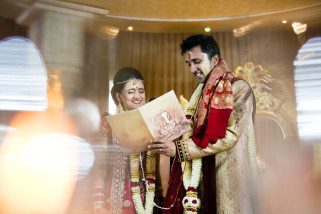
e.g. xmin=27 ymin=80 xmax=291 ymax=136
xmin=148 ymin=141 xmax=176 ymax=157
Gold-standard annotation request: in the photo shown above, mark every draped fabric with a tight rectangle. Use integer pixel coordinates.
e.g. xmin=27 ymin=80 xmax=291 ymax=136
xmin=102 ymin=29 xmax=298 ymax=102
xmin=109 ymin=33 xmax=197 ymax=100
xmin=91 ymin=114 xmax=136 ymax=214
xmin=191 ymin=59 xmax=233 ymax=149
xmin=162 ymin=78 xmax=258 ymax=214
xmin=91 ymin=113 xmax=165 ymax=214
xmin=215 ymin=97 xmax=258 ymax=213
xmin=84 ymin=28 xmax=300 ymax=118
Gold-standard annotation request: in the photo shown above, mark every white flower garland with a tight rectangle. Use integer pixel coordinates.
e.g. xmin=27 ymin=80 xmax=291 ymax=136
xmin=181 ymin=83 xmax=204 ymax=214
xmin=130 ymin=151 xmax=156 ymax=214
xmin=117 ymin=105 xmax=156 ymax=214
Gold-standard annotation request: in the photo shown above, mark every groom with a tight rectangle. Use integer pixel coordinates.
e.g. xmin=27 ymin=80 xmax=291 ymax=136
xmin=149 ymin=34 xmax=257 ymax=214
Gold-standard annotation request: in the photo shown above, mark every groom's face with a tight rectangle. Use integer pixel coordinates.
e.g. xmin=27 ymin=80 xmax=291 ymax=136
xmin=184 ymin=46 xmax=218 ymax=83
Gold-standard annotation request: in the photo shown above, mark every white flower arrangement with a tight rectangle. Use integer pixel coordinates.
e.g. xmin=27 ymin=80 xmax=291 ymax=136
xmin=181 ymin=83 xmax=204 ymax=214
xmin=130 ymin=151 xmax=156 ymax=214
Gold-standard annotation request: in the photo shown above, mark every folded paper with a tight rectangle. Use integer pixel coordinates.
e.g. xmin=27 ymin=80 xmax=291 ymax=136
xmin=106 ymin=90 xmax=191 ymax=153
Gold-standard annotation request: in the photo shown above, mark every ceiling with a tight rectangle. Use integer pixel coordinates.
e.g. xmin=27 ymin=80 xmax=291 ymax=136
xmin=1 ymin=0 xmax=321 ymax=33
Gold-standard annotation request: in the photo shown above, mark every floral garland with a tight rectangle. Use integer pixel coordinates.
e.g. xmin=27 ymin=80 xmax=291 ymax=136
xmin=129 ymin=151 xmax=156 ymax=214
xmin=181 ymin=83 xmax=204 ymax=214
xmin=117 ymin=104 xmax=156 ymax=214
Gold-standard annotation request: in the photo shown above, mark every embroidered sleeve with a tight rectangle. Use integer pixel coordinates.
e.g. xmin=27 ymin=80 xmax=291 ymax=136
xmin=91 ymin=113 xmax=110 ymax=210
xmin=187 ymin=80 xmax=255 ymax=159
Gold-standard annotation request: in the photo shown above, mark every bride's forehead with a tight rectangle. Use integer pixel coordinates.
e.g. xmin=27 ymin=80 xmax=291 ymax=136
xmin=123 ymin=79 xmax=144 ymax=89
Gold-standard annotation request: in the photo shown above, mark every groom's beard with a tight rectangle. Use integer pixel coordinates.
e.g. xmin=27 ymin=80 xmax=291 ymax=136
xmin=194 ymin=65 xmax=216 ymax=83
xmin=193 ymin=70 xmax=206 ymax=83
xmin=195 ymin=73 xmax=206 ymax=83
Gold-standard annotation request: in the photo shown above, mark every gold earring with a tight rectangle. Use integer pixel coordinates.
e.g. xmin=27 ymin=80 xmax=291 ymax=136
xmin=117 ymin=103 xmax=124 ymax=112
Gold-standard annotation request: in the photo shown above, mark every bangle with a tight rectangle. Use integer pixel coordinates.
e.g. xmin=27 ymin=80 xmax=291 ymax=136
xmin=92 ymin=200 xmax=105 ymax=209
xmin=175 ymin=139 xmax=191 ymax=162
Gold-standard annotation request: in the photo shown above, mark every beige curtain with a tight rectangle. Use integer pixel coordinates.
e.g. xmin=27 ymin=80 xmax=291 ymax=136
xmin=104 ymin=29 xmax=300 ymax=101
xmin=83 ymin=27 xmax=321 ymax=119
xmin=108 ymin=32 xmax=197 ymax=100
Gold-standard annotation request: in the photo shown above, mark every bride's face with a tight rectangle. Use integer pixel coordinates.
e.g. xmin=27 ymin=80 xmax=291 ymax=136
xmin=117 ymin=79 xmax=146 ymax=110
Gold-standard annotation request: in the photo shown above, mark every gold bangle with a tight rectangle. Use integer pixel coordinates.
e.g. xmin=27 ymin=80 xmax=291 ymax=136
xmin=175 ymin=139 xmax=191 ymax=162
xmin=175 ymin=140 xmax=184 ymax=162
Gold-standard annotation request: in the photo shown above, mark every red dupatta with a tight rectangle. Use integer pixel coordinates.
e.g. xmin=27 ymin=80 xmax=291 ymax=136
xmin=162 ymin=59 xmax=234 ymax=214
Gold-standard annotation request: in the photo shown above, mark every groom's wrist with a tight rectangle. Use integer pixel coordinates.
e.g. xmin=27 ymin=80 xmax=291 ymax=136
xmin=175 ymin=139 xmax=191 ymax=162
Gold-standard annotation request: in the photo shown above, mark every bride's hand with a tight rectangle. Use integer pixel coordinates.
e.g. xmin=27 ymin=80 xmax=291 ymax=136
xmin=148 ymin=141 xmax=176 ymax=157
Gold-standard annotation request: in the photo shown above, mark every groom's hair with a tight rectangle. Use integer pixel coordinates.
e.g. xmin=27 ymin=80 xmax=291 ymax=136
xmin=180 ymin=34 xmax=220 ymax=59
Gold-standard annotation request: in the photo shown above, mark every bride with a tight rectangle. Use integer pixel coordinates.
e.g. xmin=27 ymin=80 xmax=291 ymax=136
xmin=91 ymin=67 xmax=160 ymax=214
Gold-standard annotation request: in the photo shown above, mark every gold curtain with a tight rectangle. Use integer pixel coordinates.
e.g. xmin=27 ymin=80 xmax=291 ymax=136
xmin=108 ymin=32 xmax=197 ymax=100
xmin=105 ymin=29 xmax=299 ymax=103
xmin=84 ymin=28 xmax=310 ymax=117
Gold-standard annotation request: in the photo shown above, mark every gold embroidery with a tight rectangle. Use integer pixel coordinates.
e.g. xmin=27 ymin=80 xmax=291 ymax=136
xmin=187 ymin=79 xmax=258 ymax=213
xmin=176 ymin=139 xmax=191 ymax=162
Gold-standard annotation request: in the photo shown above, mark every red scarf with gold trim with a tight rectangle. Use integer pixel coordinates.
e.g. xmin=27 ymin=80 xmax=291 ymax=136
xmin=191 ymin=59 xmax=233 ymax=148
xmin=162 ymin=59 xmax=234 ymax=213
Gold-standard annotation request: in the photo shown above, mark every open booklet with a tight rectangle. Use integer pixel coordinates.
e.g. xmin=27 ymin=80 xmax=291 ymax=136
xmin=106 ymin=90 xmax=191 ymax=153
